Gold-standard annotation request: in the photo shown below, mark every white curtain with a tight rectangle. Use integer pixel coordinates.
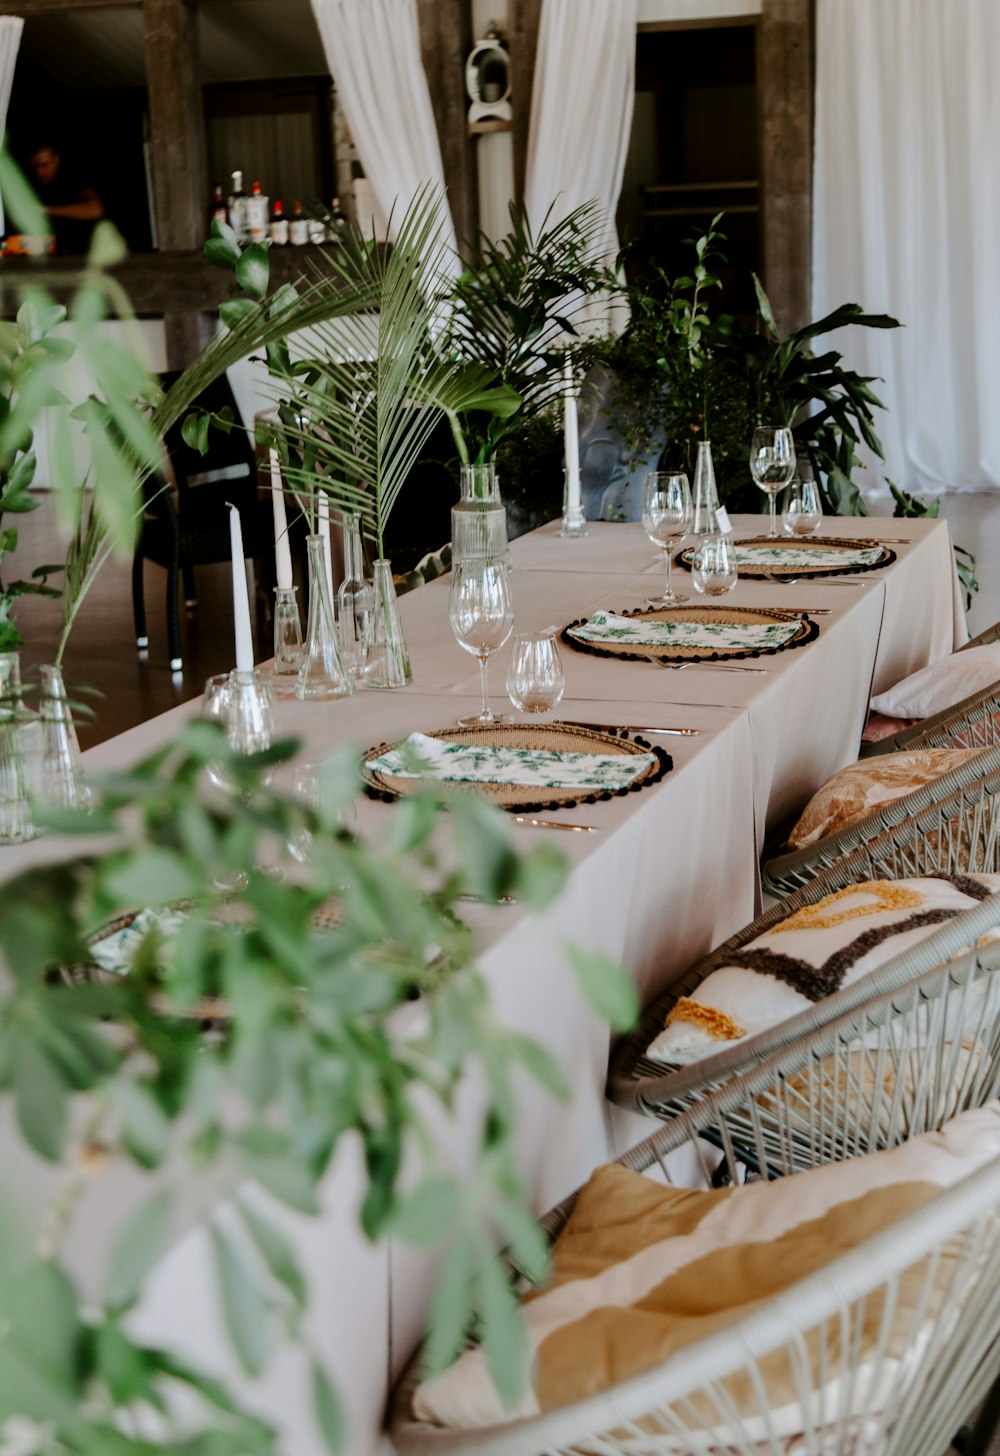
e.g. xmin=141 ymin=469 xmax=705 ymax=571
xmin=310 ymin=0 xmax=456 ymax=257
xmin=0 ymin=17 xmax=23 ymax=235
xmin=524 ymin=0 xmax=636 ymax=325
xmin=813 ymin=0 xmax=1000 ymax=496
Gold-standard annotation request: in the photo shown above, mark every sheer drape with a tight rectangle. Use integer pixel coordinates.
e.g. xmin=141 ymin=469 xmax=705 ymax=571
xmin=524 ymin=0 xmax=636 ymax=328
xmin=0 ymin=18 xmax=23 ymax=235
xmin=310 ymin=0 xmax=456 ymax=257
xmin=813 ymin=0 xmax=1000 ymax=494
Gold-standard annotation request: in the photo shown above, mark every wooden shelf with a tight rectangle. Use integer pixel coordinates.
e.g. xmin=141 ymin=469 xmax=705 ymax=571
xmin=642 ymin=180 xmax=758 ymax=194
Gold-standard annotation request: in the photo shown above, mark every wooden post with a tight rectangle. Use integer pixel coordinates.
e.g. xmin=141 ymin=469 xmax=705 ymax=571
xmin=758 ymin=0 xmax=813 ymax=334
xmin=142 ymin=0 xmax=210 ymax=368
xmin=416 ymin=0 xmax=477 ymax=253
xmin=508 ymin=0 xmax=541 ymax=205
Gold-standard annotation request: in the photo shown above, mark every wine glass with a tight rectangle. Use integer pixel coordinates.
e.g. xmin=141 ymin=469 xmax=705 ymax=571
xmin=750 ymin=427 xmax=796 ymax=538
xmin=507 ymin=632 xmax=565 ymax=716
xmin=691 ymin=532 xmax=738 ymax=596
xmin=642 ymin=472 xmax=693 ymax=606
xmin=449 ymin=560 xmax=514 ymax=726
xmin=782 ymin=475 xmax=823 ymax=536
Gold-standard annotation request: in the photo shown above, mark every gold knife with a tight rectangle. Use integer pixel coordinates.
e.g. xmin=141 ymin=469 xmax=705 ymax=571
xmin=560 ymin=720 xmax=700 ymax=736
xmin=512 ymin=816 xmax=598 ymax=833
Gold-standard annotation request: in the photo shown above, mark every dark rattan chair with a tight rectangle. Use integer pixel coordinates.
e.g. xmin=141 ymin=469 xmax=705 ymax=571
xmin=132 ymin=372 xmax=271 ymax=671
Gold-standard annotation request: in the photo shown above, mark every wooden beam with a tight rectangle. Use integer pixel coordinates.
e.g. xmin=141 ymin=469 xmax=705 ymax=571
xmin=758 ymin=0 xmax=813 ymax=333
xmin=508 ymin=0 xmax=541 ymax=205
xmin=142 ymin=0 xmax=209 ymax=368
xmin=415 ymin=0 xmax=478 ymax=254
xmin=0 ymin=0 xmax=136 ymax=12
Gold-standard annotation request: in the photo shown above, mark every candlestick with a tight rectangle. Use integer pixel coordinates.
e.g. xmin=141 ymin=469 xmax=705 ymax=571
xmin=560 ymin=356 xmax=587 ymax=538
xmin=270 ymin=448 xmax=293 ymax=591
xmin=318 ymin=491 xmax=335 ymax=603
xmin=228 ymin=504 xmax=254 ymax=672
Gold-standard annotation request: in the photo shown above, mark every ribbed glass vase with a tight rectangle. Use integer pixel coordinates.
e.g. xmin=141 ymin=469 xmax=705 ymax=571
xmin=39 ymin=663 xmax=92 ymax=811
xmin=296 ymin=535 xmax=353 ymax=701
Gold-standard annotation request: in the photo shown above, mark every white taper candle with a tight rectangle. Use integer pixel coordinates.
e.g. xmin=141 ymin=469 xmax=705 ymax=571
xmin=270 ymin=448 xmax=293 ymax=591
xmin=563 ymin=356 xmax=582 ymax=515
xmin=317 ymin=492 xmax=334 ymax=602
xmin=228 ymin=504 xmax=254 ymax=672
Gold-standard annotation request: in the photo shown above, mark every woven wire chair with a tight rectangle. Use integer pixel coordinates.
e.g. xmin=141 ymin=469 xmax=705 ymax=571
xmin=859 ymin=616 xmax=1000 ymax=760
xmin=389 ymin=958 xmax=1000 ymax=1454
xmin=761 ymin=747 xmax=1000 ymax=898
xmin=610 ymin=794 xmax=1000 ymax=1121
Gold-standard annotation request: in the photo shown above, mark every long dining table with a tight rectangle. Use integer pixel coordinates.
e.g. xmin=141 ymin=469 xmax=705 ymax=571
xmin=0 ymin=511 xmax=967 ymax=1455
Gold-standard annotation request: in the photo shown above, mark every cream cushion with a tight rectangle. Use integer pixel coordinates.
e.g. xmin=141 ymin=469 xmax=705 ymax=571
xmin=870 ymin=643 xmax=1000 ymax=719
xmin=646 ymin=875 xmax=1000 ymax=1066
xmin=785 ymin=747 xmax=991 ymax=851
xmin=412 ymin=1105 xmax=1000 ymax=1435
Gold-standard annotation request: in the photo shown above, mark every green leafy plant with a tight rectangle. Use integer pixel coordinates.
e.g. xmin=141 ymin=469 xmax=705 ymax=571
xmin=444 ymin=201 xmax=617 ymax=463
xmin=0 ymin=722 xmax=637 ymax=1453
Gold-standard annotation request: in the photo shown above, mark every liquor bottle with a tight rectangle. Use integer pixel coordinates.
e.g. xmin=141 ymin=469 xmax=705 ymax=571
xmin=325 ymin=195 xmax=346 ymax=242
xmin=269 ymin=200 xmax=289 ymax=246
xmin=289 ymin=201 xmax=308 ymax=246
xmin=209 ymin=182 xmax=227 ymax=232
xmin=228 ymin=170 xmax=247 ymax=244
xmin=245 ymin=181 xmax=269 ymax=244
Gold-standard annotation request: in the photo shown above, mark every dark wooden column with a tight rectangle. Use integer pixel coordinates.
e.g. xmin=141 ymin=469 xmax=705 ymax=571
xmin=416 ymin=0 xmax=477 ymax=254
xmin=508 ymin=0 xmax=542 ymax=205
xmin=758 ymin=0 xmax=813 ymax=333
xmin=142 ymin=0 xmax=210 ymax=368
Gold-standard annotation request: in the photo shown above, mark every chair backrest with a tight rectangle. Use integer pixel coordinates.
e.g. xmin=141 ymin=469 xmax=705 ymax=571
xmin=159 ymin=369 xmax=257 ymax=497
xmin=610 ymin=788 xmax=1000 ymax=1114
xmin=390 ymin=958 xmax=1000 ymax=1455
xmin=862 ymin=617 xmax=1000 ymax=758
xmin=762 ymin=747 xmax=1000 ymax=897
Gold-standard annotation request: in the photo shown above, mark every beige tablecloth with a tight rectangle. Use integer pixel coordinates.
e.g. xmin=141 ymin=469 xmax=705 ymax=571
xmin=0 ymin=512 xmax=963 ymax=1455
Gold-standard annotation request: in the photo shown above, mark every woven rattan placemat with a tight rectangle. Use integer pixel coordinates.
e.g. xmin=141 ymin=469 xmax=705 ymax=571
xmin=562 ymin=604 xmax=819 ymax=663
xmin=679 ymin=534 xmax=895 ymax=580
xmin=363 ymin=721 xmax=672 ymax=812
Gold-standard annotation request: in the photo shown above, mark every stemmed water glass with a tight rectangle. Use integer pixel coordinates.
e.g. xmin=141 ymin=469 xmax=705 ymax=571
xmin=449 ymin=559 xmax=514 ymax=726
xmin=642 ymin=472 xmax=693 ymax=606
xmin=750 ymin=427 xmax=796 ymax=538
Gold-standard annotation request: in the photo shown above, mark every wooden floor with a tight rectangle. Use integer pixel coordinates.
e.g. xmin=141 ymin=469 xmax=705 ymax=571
xmin=7 ymin=489 xmax=1000 ymax=752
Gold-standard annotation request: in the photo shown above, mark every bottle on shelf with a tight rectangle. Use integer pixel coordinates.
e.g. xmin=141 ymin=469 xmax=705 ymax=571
xmin=209 ymin=181 xmax=227 ymax=231
xmin=245 ymin=181 xmax=269 ymax=245
xmin=289 ymin=201 xmax=308 ymax=246
xmin=228 ymin=169 xmax=247 ymax=244
xmin=325 ymin=195 xmax=346 ymax=242
xmin=269 ymin=200 xmax=289 ymax=246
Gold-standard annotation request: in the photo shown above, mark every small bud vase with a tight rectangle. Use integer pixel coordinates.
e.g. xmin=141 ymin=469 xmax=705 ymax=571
xmin=365 ymin=560 xmax=411 ymax=689
xmin=0 ymin=651 xmax=38 ymax=843
xmin=39 ymin=663 xmax=92 ymax=811
xmin=273 ymin=586 xmax=303 ymax=674
xmin=296 ymin=535 xmax=353 ymax=701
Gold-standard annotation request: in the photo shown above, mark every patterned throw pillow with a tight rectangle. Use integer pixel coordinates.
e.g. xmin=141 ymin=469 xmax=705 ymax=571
xmin=785 ymin=748 xmax=992 ymax=851
xmin=646 ymin=875 xmax=1000 ymax=1066
xmin=412 ymin=1105 xmax=1000 ymax=1434
xmin=870 ymin=643 xmax=1000 ymax=719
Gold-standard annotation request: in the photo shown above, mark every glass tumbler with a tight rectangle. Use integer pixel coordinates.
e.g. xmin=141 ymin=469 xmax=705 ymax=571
xmin=782 ymin=476 xmax=823 ymax=536
xmin=691 ymin=532 xmax=738 ymax=596
xmin=507 ymin=632 xmax=565 ymax=716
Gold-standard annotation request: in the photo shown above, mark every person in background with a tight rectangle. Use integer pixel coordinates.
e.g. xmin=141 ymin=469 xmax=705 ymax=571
xmin=27 ymin=141 xmax=104 ymax=254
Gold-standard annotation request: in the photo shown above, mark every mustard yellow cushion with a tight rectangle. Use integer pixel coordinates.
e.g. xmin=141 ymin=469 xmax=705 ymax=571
xmin=413 ymin=1106 xmax=1000 ymax=1433
xmin=786 ymin=748 xmax=991 ymax=851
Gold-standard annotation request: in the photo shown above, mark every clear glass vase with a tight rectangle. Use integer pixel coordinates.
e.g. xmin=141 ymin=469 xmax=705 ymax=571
xmin=39 ymin=663 xmax=92 ymax=811
xmin=337 ymin=512 xmax=373 ymax=680
xmin=273 ymin=586 xmax=303 ymax=675
xmin=691 ymin=440 xmax=722 ymax=538
xmin=366 ymin=560 xmax=411 ymax=689
xmin=0 ymin=652 xmax=38 ymax=844
xmin=296 ymin=535 xmax=353 ymax=701
xmin=452 ymin=463 xmax=508 ymax=566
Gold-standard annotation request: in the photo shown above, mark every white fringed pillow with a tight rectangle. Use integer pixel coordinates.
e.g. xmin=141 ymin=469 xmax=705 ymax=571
xmin=646 ymin=875 xmax=1000 ymax=1066
xmin=870 ymin=644 xmax=1000 ymax=719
